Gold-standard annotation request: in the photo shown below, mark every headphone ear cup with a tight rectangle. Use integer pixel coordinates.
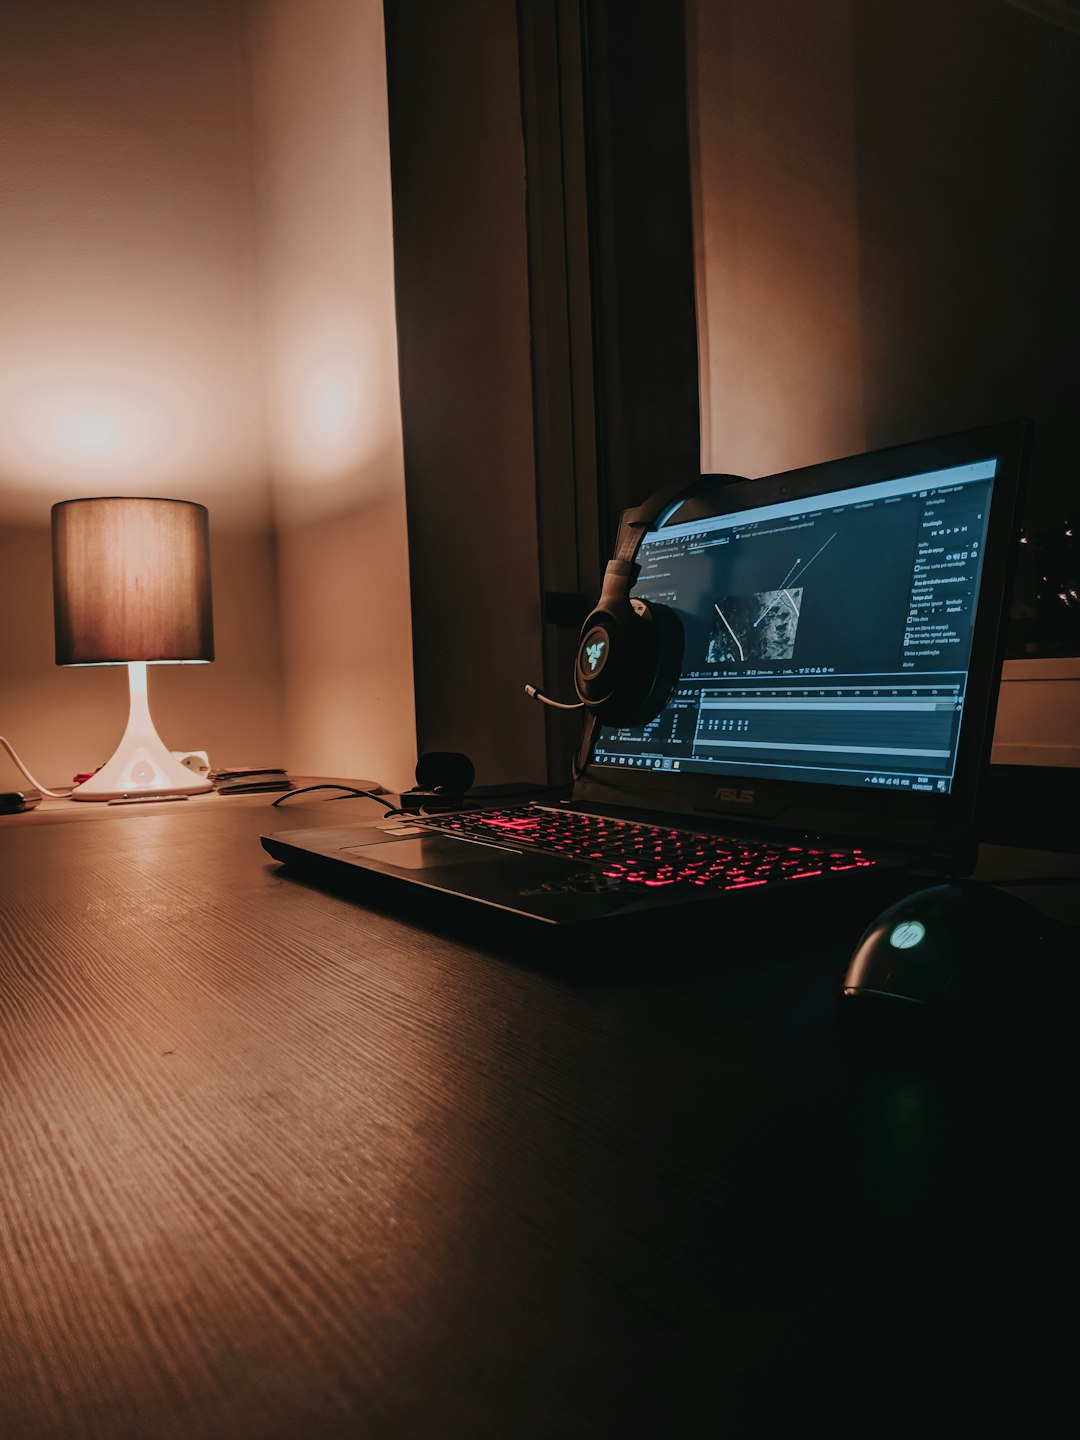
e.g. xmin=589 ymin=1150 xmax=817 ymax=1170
xmin=584 ymin=600 xmax=683 ymax=727
xmin=574 ymin=614 xmax=623 ymax=708
xmin=628 ymin=601 xmax=683 ymax=726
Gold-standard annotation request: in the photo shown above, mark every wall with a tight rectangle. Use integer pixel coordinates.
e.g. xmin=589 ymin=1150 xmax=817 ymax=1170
xmin=994 ymin=657 xmax=1080 ymax=765
xmin=0 ymin=0 xmax=416 ymax=797
xmin=689 ymin=0 xmax=1080 ymax=532
xmin=0 ymin=0 xmax=283 ymax=791
xmin=688 ymin=0 xmax=865 ymax=478
xmin=248 ymin=0 xmax=416 ymax=793
xmin=851 ymin=0 xmax=1080 ymax=532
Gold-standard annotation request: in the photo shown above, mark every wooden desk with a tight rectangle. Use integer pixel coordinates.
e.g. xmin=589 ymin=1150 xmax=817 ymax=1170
xmin=1 ymin=788 xmax=1077 ymax=1437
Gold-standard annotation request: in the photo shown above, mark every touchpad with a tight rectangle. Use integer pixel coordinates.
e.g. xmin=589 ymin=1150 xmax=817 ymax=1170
xmin=341 ymin=836 xmax=518 ymax=870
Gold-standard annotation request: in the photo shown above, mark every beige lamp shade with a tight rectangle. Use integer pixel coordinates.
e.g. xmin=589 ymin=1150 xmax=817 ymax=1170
xmin=52 ymin=497 xmax=214 ymax=665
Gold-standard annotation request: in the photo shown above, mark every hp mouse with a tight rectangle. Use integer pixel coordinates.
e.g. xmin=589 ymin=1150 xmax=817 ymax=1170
xmin=837 ymin=879 xmax=1073 ymax=1057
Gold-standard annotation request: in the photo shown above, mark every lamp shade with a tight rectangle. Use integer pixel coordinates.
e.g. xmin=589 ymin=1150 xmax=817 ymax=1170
xmin=52 ymin=497 xmax=214 ymax=665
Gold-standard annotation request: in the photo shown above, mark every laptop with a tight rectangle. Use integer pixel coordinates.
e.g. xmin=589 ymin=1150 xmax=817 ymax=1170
xmin=262 ymin=419 xmax=1031 ymax=927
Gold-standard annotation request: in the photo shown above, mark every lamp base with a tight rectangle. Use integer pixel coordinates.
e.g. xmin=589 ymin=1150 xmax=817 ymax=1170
xmin=69 ymin=662 xmax=214 ymax=802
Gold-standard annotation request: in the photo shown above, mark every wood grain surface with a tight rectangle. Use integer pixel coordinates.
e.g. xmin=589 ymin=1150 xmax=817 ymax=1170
xmin=1 ymin=791 xmax=1076 ymax=1437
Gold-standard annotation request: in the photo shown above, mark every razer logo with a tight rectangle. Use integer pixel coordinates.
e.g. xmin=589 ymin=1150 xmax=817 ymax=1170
xmin=585 ymin=639 xmax=606 ymax=671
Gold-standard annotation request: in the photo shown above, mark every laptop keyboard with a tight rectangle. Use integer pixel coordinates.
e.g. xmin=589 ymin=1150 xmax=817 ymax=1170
xmin=415 ymin=805 xmax=877 ymax=891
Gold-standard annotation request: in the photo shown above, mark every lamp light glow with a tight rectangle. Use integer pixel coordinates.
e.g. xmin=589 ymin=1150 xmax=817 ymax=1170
xmin=51 ymin=497 xmax=214 ymax=801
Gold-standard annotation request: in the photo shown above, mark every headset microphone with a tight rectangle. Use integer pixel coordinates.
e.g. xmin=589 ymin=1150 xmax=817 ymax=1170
xmin=523 ymin=685 xmax=584 ymax=711
xmin=526 ymin=473 xmax=747 ymax=775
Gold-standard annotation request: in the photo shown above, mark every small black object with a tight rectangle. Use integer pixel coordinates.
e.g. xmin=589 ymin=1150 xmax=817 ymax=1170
xmin=400 ymin=751 xmax=476 ymax=810
xmin=837 ymin=879 xmax=1075 ymax=1062
xmin=0 ymin=789 xmax=42 ymax=814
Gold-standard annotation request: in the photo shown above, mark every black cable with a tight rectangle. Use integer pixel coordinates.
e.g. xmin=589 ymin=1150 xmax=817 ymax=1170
xmin=270 ymin=785 xmax=408 ymax=815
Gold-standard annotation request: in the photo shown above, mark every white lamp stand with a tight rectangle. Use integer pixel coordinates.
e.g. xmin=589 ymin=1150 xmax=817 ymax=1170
xmin=69 ymin=663 xmax=213 ymax=801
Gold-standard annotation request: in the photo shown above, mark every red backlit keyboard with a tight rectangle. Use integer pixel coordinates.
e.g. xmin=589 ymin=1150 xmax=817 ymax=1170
xmin=415 ymin=805 xmax=877 ymax=891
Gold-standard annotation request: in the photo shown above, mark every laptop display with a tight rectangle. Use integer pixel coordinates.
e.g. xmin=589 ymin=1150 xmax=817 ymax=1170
xmin=592 ymin=455 xmax=997 ymax=797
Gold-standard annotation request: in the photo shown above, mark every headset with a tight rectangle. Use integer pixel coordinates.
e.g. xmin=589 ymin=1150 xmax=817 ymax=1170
xmin=526 ymin=473 xmax=746 ymax=776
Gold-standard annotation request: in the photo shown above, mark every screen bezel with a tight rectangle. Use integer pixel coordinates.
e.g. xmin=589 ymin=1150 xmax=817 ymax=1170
xmin=576 ymin=419 xmax=1032 ymax=856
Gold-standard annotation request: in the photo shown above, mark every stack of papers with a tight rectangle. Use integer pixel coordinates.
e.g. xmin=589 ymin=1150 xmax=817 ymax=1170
xmin=210 ymin=767 xmax=293 ymax=795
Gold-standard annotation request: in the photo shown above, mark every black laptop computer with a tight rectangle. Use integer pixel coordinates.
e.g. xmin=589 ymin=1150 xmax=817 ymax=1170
xmin=262 ymin=419 xmax=1031 ymax=926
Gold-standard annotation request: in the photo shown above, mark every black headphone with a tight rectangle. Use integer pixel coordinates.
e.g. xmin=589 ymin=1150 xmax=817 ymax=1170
xmin=526 ymin=474 xmax=744 ymax=774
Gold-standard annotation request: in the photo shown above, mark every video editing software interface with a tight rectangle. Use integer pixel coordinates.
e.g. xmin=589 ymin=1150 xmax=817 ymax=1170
xmin=593 ymin=457 xmax=999 ymax=794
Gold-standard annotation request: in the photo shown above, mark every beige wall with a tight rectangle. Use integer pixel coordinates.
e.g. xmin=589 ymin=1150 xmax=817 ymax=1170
xmin=688 ymin=0 xmax=865 ymax=478
xmin=994 ymin=659 xmax=1080 ymax=766
xmin=0 ymin=0 xmax=282 ymax=791
xmin=689 ymin=0 xmax=1079 ymax=527
xmin=0 ymin=0 xmax=415 ymax=796
xmin=249 ymin=0 xmax=416 ymax=793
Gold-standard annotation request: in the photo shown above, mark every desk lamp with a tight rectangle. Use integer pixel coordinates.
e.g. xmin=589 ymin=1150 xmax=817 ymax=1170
xmin=52 ymin=497 xmax=215 ymax=801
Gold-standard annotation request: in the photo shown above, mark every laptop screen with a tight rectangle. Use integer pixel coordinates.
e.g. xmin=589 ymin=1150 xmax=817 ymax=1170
xmin=592 ymin=455 xmax=999 ymax=796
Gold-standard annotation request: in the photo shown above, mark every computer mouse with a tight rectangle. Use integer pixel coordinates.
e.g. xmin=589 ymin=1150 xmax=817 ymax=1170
xmin=837 ymin=879 xmax=1070 ymax=1055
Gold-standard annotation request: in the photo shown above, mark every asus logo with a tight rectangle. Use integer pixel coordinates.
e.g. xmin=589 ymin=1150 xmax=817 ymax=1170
xmin=714 ymin=786 xmax=755 ymax=804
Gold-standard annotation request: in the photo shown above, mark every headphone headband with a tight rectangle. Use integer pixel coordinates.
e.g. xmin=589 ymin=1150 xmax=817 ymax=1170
xmin=610 ymin=475 xmax=710 ymax=565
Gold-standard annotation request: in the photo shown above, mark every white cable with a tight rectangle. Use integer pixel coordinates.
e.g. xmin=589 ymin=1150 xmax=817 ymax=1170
xmin=0 ymin=736 xmax=70 ymax=798
xmin=524 ymin=684 xmax=585 ymax=711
